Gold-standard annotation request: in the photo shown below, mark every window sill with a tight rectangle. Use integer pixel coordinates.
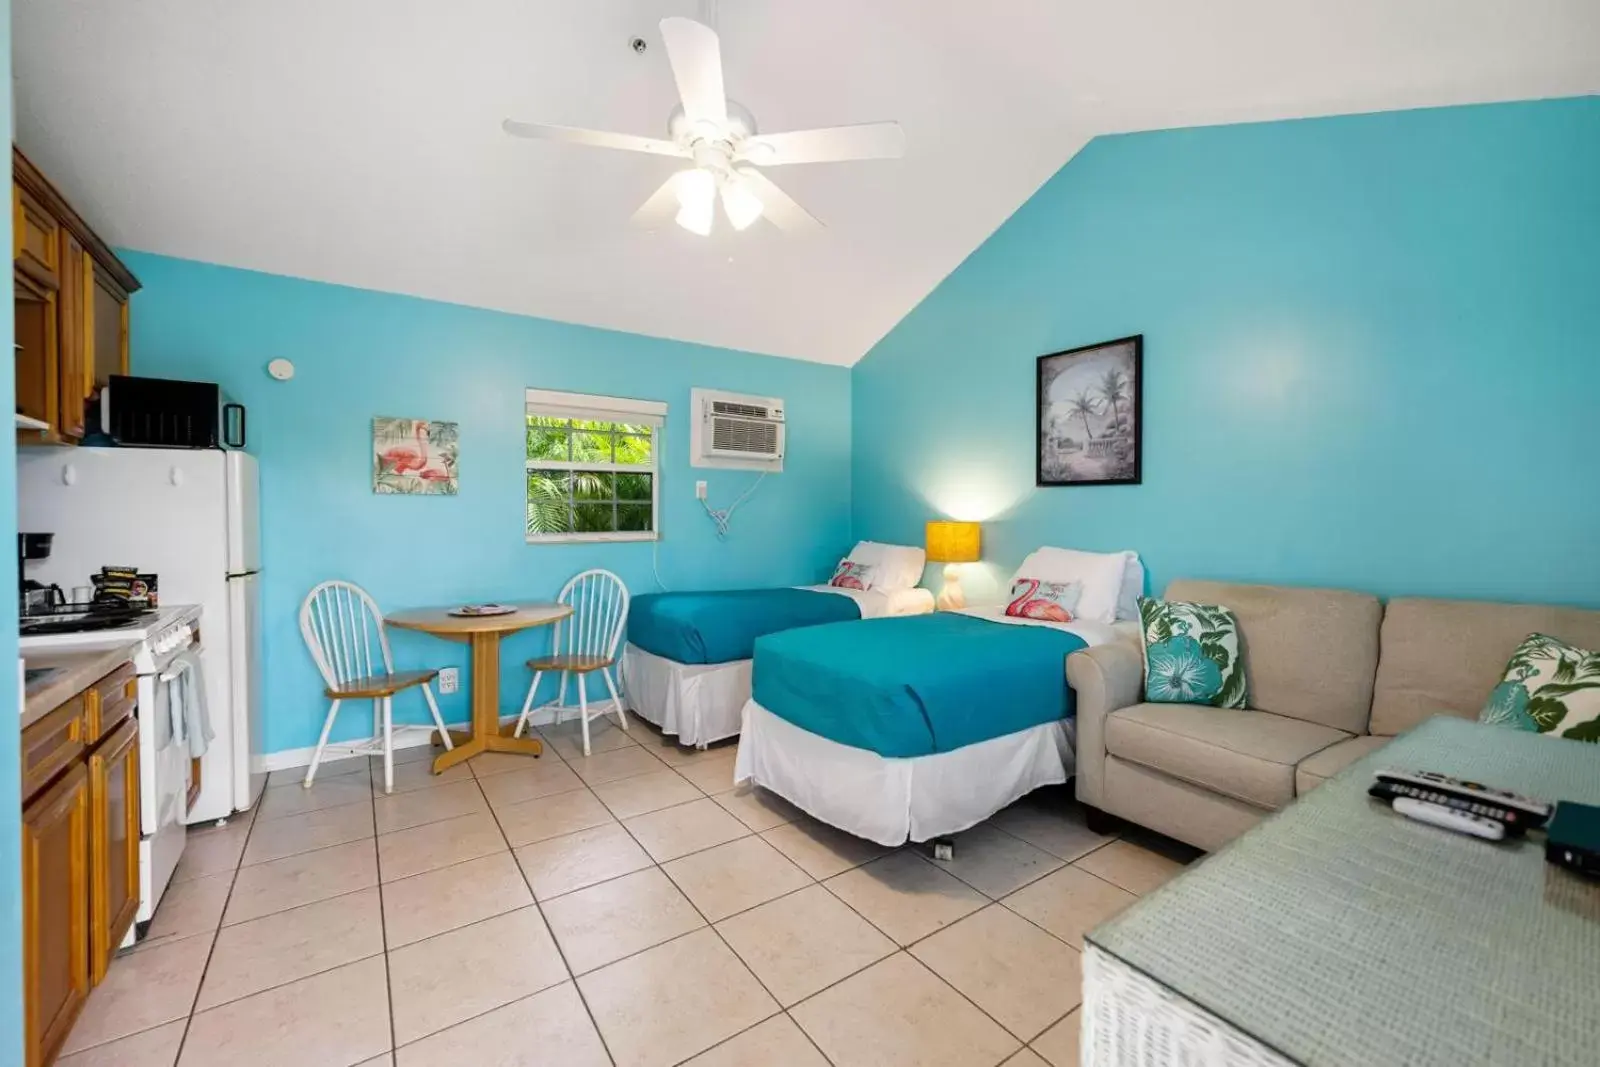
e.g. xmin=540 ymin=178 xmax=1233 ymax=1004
xmin=525 ymin=532 xmax=658 ymax=545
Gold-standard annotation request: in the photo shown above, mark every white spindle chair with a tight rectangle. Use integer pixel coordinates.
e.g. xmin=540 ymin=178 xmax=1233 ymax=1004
xmin=300 ymin=581 xmax=452 ymax=794
xmin=513 ymin=569 xmax=631 ymax=756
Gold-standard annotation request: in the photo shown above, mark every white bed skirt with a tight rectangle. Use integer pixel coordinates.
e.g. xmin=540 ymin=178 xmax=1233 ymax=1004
xmin=620 ymin=643 xmax=749 ymax=748
xmin=734 ymin=700 xmax=1077 ymax=846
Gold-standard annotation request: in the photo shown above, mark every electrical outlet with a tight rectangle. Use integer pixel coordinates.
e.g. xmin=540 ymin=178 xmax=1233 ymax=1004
xmin=695 ymin=480 xmax=708 ymax=500
xmin=438 ymin=667 xmax=459 ymax=695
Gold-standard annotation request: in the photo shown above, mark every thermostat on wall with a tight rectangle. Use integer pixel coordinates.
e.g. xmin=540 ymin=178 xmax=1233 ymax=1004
xmin=267 ymin=358 xmax=295 ymax=380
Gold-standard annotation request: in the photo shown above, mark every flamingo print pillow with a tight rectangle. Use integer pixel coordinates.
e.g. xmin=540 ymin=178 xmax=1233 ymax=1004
xmin=828 ymin=559 xmax=876 ymax=591
xmin=1005 ymin=578 xmax=1081 ymax=623
xmin=1138 ymin=597 xmax=1250 ymax=708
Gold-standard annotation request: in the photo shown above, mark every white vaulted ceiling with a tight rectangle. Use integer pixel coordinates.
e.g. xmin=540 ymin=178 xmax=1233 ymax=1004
xmin=13 ymin=1 xmax=1599 ymax=366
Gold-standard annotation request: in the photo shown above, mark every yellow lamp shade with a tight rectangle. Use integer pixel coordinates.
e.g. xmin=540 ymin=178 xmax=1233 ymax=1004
xmin=925 ymin=521 xmax=981 ymax=564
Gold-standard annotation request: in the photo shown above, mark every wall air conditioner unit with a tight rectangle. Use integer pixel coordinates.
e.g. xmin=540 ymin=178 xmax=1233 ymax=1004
xmin=690 ymin=388 xmax=785 ymax=471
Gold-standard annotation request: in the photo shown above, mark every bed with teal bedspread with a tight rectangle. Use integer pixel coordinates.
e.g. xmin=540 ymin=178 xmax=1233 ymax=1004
xmin=752 ymin=612 xmax=1088 ymax=758
xmin=628 ymin=588 xmax=863 ymax=665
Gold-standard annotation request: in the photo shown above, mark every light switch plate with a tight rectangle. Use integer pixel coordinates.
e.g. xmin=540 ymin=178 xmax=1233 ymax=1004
xmin=438 ymin=667 xmax=459 ymax=695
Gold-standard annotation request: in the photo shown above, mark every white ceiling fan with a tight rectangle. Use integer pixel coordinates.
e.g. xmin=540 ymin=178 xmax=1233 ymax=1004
xmin=502 ymin=11 xmax=904 ymax=237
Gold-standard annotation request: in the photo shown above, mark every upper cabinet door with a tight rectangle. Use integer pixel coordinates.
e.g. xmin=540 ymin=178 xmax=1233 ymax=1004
xmin=57 ymin=233 xmax=93 ymax=440
xmin=13 ymin=183 xmax=60 ymax=290
xmin=92 ymin=265 xmax=131 ymax=384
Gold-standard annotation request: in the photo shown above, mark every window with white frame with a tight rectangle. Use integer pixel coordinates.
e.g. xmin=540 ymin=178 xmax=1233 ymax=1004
xmin=525 ymin=389 xmax=664 ymax=543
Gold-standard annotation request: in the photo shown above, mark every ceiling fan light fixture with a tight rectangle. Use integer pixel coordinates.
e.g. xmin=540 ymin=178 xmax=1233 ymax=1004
xmin=720 ymin=177 xmax=764 ymax=231
xmin=674 ymin=168 xmax=717 ymax=235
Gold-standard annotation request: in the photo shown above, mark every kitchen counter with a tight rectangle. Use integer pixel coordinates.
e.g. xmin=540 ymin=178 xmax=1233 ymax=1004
xmin=22 ymin=642 xmax=140 ymax=729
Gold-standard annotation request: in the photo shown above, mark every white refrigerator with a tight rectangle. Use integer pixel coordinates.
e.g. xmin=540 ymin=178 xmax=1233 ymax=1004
xmin=18 ymin=446 xmax=266 ymax=823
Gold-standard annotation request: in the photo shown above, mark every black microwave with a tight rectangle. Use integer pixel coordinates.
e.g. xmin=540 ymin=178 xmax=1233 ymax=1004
xmin=100 ymin=375 xmax=246 ymax=449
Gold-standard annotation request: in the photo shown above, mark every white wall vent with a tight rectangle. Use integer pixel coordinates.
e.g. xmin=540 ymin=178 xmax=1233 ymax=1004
xmin=691 ymin=388 xmax=785 ymax=471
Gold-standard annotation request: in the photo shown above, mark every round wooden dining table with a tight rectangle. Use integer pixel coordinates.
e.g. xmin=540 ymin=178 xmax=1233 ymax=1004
xmin=386 ymin=602 xmax=572 ymax=775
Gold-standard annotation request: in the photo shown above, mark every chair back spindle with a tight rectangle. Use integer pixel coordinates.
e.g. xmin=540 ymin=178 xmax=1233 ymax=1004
xmin=301 ymin=581 xmax=395 ymax=689
xmin=555 ymin=569 xmax=630 ymax=662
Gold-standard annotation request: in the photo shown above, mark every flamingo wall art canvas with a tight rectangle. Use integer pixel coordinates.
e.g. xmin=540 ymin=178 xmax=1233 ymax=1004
xmin=1037 ymin=335 xmax=1143 ymax=486
xmin=373 ymin=417 xmax=459 ymax=495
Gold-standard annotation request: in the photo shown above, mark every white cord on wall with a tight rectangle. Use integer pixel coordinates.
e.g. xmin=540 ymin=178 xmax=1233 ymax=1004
xmin=702 ymin=472 xmax=767 ymax=540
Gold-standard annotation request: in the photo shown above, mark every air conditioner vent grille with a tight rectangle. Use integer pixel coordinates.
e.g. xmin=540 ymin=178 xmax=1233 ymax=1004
xmin=710 ymin=400 xmax=770 ymax=419
xmin=711 ymin=417 xmax=779 ymax=456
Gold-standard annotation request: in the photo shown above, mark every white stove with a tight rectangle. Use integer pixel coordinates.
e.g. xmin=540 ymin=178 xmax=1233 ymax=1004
xmin=21 ymin=603 xmax=204 ymax=937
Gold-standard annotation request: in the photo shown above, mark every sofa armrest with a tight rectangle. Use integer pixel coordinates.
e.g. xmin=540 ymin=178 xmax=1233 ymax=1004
xmin=1066 ymin=642 xmax=1144 ymax=807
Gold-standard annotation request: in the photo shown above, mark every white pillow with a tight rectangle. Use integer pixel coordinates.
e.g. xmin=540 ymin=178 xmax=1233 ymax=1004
xmin=847 ymin=541 xmax=926 ymax=591
xmin=1011 ymin=547 xmax=1135 ymax=625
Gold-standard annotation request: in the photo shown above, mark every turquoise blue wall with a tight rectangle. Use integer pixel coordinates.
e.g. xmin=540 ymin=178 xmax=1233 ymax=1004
xmin=123 ymin=253 xmax=852 ymax=754
xmin=853 ymin=97 xmax=1600 ymax=608
xmin=1 ymin=2 xmax=24 ymax=1062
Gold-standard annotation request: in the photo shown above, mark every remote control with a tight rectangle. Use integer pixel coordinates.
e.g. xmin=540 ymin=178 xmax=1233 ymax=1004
xmin=1373 ymin=769 xmax=1552 ymax=829
xmin=1393 ymin=797 xmax=1506 ymax=841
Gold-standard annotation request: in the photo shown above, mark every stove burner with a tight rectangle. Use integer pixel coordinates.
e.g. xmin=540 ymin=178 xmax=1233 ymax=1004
xmin=19 ymin=606 xmax=155 ymax=636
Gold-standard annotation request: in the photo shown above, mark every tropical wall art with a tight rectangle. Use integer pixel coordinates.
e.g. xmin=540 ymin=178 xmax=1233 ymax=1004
xmin=373 ymin=417 xmax=459 ymax=495
xmin=1036 ymin=334 xmax=1143 ymax=486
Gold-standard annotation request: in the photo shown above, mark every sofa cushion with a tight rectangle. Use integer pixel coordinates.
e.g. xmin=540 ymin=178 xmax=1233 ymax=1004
xmin=1370 ymin=598 xmax=1600 ymax=737
xmin=1294 ymin=735 xmax=1389 ymax=796
xmin=1104 ymin=702 xmax=1351 ymax=811
xmin=1166 ymin=580 xmax=1381 ymax=734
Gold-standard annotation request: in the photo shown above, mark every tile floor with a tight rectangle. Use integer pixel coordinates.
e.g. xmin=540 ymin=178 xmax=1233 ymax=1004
xmin=59 ymin=716 xmax=1195 ymax=1067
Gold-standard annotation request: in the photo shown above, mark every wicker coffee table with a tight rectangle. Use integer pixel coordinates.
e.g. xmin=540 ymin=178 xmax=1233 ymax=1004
xmin=1083 ymin=716 xmax=1600 ymax=1066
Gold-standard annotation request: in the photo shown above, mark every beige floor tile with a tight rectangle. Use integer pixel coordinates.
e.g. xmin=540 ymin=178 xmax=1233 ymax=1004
xmin=199 ymin=887 xmax=384 ymax=1010
xmin=716 ymin=884 xmax=896 ymax=1006
xmin=464 ymin=749 xmax=554 ymax=778
xmin=824 ymin=851 xmax=987 ymax=946
xmin=137 ymin=870 xmax=231 ymax=949
xmin=1002 ymin=866 xmax=1136 ymax=948
xmin=270 ymin=755 xmax=368 ymax=788
xmin=673 ymin=751 xmax=740 ymax=794
xmin=224 ymin=838 xmax=378 ymax=926
xmin=61 ymin=934 xmax=211 ymax=1054
xmin=578 ymin=927 xmax=779 ymax=1067
xmin=592 ymin=768 xmax=703 ymax=819
xmin=376 ymin=741 xmax=443 ymax=767
xmin=394 ymin=981 xmax=610 ymax=1067
xmin=761 ymin=819 xmax=891 ymax=880
xmin=713 ymin=785 xmax=802 ymax=833
xmin=241 ymin=798 xmax=375 ymax=867
xmin=989 ymin=800 xmax=1114 ymax=862
xmin=388 ymin=905 xmax=569 ymax=1046
xmin=514 ymin=823 xmax=654 ymax=900
xmin=255 ymin=775 xmax=372 ymax=821
xmin=569 ymin=744 xmax=667 ymax=785
xmin=374 ymin=778 xmax=487 ymax=835
xmin=929 ymin=824 xmax=1065 ymax=899
xmin=630 ymin=730 xmax=732 ymax=767
xmin=663 ymin=835 xmax=812 ymax=922
xmin=494 ymin=786 xmax=614 ymax=848
xmin=372 ymin=756 xmax=474 ymax=796
xmin=790 ymin=952 xmax=1020 ymax=1067
xmin=180 ymin=955 xmax=391 ymax=1067
xmin=378 ymin=809 xmax=507 ymax=882
xmin=355 ymin=1058 xmax=394 ymax=1067
xmin=383 ymin=850 xmax=533 ymax=948
xmin=173 ymin=820 xmax=251 ymax=883
xmin=682 ymin=1014 xmax=829 ymax=1067
xmin=477 ymin=759 xmax=584 ymax=809
xmin=57 ymin=1019 xmax=186 ymax=1067
xmin=1073 ymin=838 xmax=1186 ymax=896
xmin=1031 ymin=1009 xmax=1081 ymax=1067
xmin=538 ymin=716 xmax=636 ymax=761
xmin=542 ymin=867 xmax=705 ymax=974
xmin=1004 ymin=1050 xmax=1052 ymax=1067
xmin=911 ymin=905 xmax=1083 ymax=1040
xmin=624 ymin=797 xmax=748 ymax=862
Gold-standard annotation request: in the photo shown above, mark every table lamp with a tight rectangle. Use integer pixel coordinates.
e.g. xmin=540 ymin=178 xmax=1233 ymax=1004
xmin=925 ymin=520 xmax=981 ymax=611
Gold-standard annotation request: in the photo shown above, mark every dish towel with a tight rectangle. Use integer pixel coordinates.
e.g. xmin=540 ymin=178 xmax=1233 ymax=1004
xmin=165 ymin=651 xmax=215 ymax=760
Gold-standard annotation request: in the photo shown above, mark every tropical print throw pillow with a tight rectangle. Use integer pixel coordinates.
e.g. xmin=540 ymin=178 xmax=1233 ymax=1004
xmin=828 ymin=559 xmax=876 ymax=591
xmin=1138 ymin=597 xmax=1249 ymax=708
xmin=1005 ymin=578 xmax=1081 ymax=623
xmin=1479 ymin=633 xmax=1600 ymax=743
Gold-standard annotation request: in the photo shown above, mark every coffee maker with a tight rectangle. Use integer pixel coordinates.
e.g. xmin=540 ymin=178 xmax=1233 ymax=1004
xmin=18 ymin=532 xmax=65 ymax=616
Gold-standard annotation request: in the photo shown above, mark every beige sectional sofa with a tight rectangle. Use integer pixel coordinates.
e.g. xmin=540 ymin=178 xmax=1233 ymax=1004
xmin=1068 ymin=579 xmax=1600 ymax=852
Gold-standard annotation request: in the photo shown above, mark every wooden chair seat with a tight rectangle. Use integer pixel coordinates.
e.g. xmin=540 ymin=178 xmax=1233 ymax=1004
xmin=324 ymin=669 xmax=439 ymax=699
xmin=525 ymin=654 xmax=613 ymax=674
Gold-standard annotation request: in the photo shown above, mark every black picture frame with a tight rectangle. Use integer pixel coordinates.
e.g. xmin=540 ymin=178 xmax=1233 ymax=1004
xmin=1036 ymin=334 xmax=1143 ymax=486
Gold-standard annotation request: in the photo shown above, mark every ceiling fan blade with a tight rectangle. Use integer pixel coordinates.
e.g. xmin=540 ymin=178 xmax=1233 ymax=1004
xmin=740 ymin=122 xmax=905 ymax=166
xmin=735 ymin=167 xmax=822 ymax=233
xmin=502 ymin=119 xmax=687 ymax=158
xmin=631 ymin=174 xmax=686 ymax=229
xmin=658 ymin=17 xmax=727 ymax=127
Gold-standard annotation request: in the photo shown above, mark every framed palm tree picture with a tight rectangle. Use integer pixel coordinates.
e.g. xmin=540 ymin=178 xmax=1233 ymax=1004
xmin=1037 ymin=335 xmax=1142 ymax=486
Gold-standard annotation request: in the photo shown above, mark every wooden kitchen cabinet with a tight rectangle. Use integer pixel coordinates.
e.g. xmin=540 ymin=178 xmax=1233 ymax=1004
xmin=89 ymin=718 xmax=140 ymax=983
xmin=23 ymin=762 xmax=90 ymax=1067
xmin=13 ymin=147 xmax=140 ymax=443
